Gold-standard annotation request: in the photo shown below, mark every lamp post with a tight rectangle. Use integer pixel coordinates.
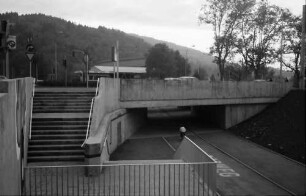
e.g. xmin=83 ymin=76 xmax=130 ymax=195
xmin=184 ymin=45 xmax=195 ymax=76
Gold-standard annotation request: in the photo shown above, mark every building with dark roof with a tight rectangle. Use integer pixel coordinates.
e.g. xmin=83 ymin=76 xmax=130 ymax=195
xmin=88 ymin=58 xmax=146 ymax=81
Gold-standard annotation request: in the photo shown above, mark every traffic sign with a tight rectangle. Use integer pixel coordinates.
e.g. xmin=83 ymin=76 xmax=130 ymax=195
xmin=25 ymin=52 xmax=35 ymax=61
xmin=7 ymin=35 xmax=16 ymax=50
xmin=26 ymin=43 xmax=35 ymax=52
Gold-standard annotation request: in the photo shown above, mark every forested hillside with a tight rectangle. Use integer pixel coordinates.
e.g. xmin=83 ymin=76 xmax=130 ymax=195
xmin=0 ymin=13 xmax=151 ymax=81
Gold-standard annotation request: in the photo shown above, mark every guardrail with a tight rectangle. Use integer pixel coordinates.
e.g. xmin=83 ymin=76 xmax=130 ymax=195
xmin=24 ymin=162 xmax=216 ymax=196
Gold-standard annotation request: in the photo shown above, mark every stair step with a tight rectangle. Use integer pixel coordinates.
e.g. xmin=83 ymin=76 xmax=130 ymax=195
xmin=33 ymin=109 xmax=90 ymax=113
xmin=33 ymin=102 xmax=91 ymax=106
xmin=32 ymin=121 xmax=88 ymax=126
xmin=35 ymin=92 xmax=95 ymax=96
xmin=35 ymin=92 xmax=95 ymax=94
xmin=28 ymin=150 xmax=83 ymax=156
xmin=34 ymin=100 xmax=92 ymax=103
xmin=32 ymin=125 xmax=86 ymax=130
xmin=31 ymin=134 xmax=85 ymax=140
xmin=31 ymin=129 xmax=86 ymax=135
xmin=29 ymin=139 xmax=84 ymax=145
xmin=32 ymin=118 xmax=89 ymax=122
xmin=27 ymin=155 xmax=84 ymax=162
xmin=34 ymin=97 xmax=93 ymax=101
xmin=29 ymin=144 xmax=82 ymax=151
xmin=33 ymin=106 xmax=91 ymax=110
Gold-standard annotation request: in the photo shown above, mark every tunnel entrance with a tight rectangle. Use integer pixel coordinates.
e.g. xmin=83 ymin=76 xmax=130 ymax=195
xmin=110 ymin=106 xmax=220 ymax=161
xmin=146 ymin=106 xmax=219 ymax=133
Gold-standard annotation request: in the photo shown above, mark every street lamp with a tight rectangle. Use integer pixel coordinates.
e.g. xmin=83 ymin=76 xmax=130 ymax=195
xmin=72 ymin=49 xmax=89 ymax=88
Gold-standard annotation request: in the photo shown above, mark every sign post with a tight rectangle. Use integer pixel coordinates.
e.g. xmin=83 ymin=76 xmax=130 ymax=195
xmin=25 ymin=43 xmax=35 ymax=77
xmin=301 ymin=5 xmax=306 ymax=89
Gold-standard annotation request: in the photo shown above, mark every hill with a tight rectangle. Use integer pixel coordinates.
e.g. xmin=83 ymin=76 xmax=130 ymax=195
xmin=130 ymin=34 xmax=219 ymax=78
xmin=0 ymin=13 xmax=151 ymax=81
xmin=229 ymin=90 xmax=305 ymax=164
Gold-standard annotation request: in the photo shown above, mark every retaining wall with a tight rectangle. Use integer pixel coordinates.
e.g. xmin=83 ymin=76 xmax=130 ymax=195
xmin=83 ymin=78 xmax=147 ymax=171
xmin=0 ymin=78 xmax=34 ymax=196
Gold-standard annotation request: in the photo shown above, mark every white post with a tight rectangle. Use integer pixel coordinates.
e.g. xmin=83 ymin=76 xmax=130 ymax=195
xmin=86 ymin=54 xmax=89 ymax=88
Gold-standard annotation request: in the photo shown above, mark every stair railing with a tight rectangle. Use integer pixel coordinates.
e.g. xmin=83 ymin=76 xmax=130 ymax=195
xmin=29 ymin=79 xmax=35 ymax=140
xmin=81 ymin=78 xmax=100 ymax=147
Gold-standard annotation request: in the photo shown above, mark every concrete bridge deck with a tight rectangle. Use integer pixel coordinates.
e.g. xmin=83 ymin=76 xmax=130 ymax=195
xmin=119 ymin=79 xmax=292 ymax=108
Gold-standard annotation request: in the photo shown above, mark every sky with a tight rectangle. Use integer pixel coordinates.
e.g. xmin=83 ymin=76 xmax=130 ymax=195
xmin=0 ymin=0 xmax=305 ymax=53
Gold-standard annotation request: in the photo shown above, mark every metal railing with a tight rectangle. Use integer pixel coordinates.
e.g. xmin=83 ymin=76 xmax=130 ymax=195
xmin=24 ymin=162 xmax=216 ymax=196
xmin=81 ymin=78 xmax=100 ymax=147
xmin=28 ymin=79 xmax=35 ymax=140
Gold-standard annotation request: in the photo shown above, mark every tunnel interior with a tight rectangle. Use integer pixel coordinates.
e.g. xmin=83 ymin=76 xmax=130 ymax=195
xmin=110 ymin=106 xmax=221 ymax=161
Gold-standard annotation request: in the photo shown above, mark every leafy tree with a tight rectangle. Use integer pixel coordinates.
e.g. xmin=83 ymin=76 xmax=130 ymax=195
xmin=235 ymin=1 xmax=286 ymax=79
xmin=199 ymin=0 xmax=255 ymax=80
xmin=145 ymin=43 xmax=191 ymax=79
xmin=276 ymin=12 xmax=302 ymax=87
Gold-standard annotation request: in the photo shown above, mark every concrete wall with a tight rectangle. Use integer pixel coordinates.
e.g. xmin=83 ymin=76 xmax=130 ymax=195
xmin=224 ymin=104 xmax=268 ymax=129
xmin=89 ymin=78 xmax=121 ymax=136
xmin=120 ymin=79 xmax=292 ymax=108
xmin=84 ymin=108 xmax=147 ymax=175
xmin=193 ymin=104 xmax=268 ymax=129
xmin=0 ymin=78 xmax=34 ymax=196
xmin=83 ymin=78 xmax=147 ymax=170
xmin=174 ymin=137 xmax=215 ymax=163
xmin=173 ymin=137 xmax=216 ymax=194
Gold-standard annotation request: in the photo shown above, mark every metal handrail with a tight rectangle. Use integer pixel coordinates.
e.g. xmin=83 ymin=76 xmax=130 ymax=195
xmin=95 ymin=77 xmax=100 ymax=96
xmin=28 ymin=79 xmax=35 ymax=140
xmin=81 ymin=78 xmax=100 ymax=147
xmin=81 ymin=98 xmax=94 ymax=147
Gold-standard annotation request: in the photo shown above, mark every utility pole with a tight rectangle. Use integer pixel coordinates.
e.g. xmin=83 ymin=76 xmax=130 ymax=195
xmin=54 ymin=42 xmax=58 ymax=81
xmin=5 ymin=21 xmax=9 ymax=78
xmin=301 ymin=5 xmax=306 ymax=89
xmin=116 ymin=41 xmax=119 ymax=79
xmin=86 ymin=54 xmax=89 ymax=88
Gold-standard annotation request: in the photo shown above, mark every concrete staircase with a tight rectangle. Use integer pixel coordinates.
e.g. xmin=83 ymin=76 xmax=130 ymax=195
xmin=27 ymin=89 xmax=95 ymax=163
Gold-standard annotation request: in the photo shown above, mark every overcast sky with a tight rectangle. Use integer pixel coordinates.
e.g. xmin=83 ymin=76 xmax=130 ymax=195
xmin=1 ymin=0 xmax=305 ymax=53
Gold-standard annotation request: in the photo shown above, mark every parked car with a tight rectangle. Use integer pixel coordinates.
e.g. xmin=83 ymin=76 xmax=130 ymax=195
xmin=0 ymin=75 xmax=8 ymax=80
xmin=178 ymin=76 xmax=198 ymax=81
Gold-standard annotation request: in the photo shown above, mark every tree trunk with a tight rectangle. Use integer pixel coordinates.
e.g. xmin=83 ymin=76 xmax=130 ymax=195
xmin=293 ymin=70 xmax=300 ymax=88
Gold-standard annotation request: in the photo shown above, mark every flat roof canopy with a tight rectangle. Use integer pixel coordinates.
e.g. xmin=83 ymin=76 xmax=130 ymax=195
xmin=90 ymin=66 xmax=146 ymax=74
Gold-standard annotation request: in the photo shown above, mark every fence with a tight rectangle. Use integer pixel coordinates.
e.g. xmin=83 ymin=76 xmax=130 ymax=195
xmin=24 ymin=162 xmax=216 ymax=196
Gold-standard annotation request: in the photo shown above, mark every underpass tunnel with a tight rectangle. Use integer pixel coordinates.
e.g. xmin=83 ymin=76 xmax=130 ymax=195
xmin=110 ymin=106 xmax=222 ymax=161
xmin=144 ymin=106 xmax=222 ymax=134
